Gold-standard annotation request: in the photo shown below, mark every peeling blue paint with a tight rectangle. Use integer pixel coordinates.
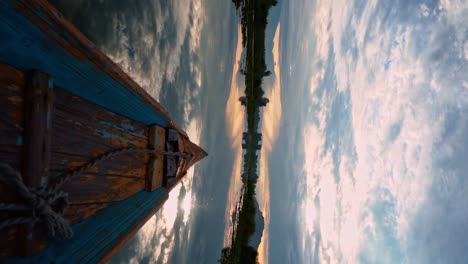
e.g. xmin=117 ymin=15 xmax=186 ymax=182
xmin=0 ymin=0 xmax=170 ymax=126
xmin=0 ymin=3 xmax=177 ymax=261
xmin=98 ymin=121 xmax=146 ymax=138
xmin=6 ymin=189 xmax=169 ymax=263
xmin=97 ymin=129 xmax=133 ymax=144
xmin=48 ymin=78 xmax=54 ymax=90
xmin=121 ymin=122 xmax=135 ymax=131
xmin=16 ymin=136 xmax=22 ymax=145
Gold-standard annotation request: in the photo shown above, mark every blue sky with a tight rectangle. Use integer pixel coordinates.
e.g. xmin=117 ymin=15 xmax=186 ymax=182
xmin=275 ymin=0 xmax=468 ymax=263
xmin=51 ymin=0 xmax=468 ymax=263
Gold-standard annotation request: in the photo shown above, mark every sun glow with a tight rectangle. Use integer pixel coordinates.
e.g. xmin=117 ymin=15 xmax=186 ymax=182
xmin=223 ymin=25 xmax=246 ymax=246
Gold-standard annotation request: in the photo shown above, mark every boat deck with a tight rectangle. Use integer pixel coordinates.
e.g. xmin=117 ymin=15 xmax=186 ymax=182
xmin=0 ymin=0 xmax=206 ymax=262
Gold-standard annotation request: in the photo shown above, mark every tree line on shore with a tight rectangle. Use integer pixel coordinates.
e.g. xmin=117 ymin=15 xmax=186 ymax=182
xmin=219 ymin=1 xmax=277 ymax=263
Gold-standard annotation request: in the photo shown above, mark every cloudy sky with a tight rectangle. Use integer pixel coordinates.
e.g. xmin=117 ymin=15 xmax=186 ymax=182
xmin=274 ymin=0 xmax=468 ymax=263
xmin=51 ymin=0 xmax=468 ymax=263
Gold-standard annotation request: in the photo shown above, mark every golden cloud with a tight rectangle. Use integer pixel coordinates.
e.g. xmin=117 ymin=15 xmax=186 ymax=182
xmin=223 ymin=25 xmax=246 ymax=246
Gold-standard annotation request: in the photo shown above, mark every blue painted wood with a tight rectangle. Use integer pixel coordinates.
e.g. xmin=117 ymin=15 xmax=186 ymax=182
xmin=0 ymin=0 xmax=171 ymax=126
xmin=6 ymin=188 xmax=169 ymax=264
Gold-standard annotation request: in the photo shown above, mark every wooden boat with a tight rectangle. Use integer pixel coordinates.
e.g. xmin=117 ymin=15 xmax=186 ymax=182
xmin=0 ymin=0 xmax=207 ymax=262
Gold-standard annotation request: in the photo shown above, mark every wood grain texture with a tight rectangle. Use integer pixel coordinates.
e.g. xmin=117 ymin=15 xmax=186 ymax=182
xmin=0 ymin=64 xmax=160 ymax=259
xmin=20 ymin=70 xmax=53 ymax=256
xmin=0 ymin=0 xmax=208 ymax=260
xmin=0 ymin=0 xmax=172 ymax=126
xmin=0 ymin=64 xmax=24 ymax=170
xmin=7 ymin=189 xmax=169 ymax=264
xmin=51 ymin=87 xmax=150 ymax=223
xmin=164 ymin=133 xmax=208 ymax=192
xmin=0 ymin=63 xmax=24 ymax=259
xmin=145 ymin=126 xmax=165 ymax=192
xmin=22 ymin=70 xmax=53 ymax=188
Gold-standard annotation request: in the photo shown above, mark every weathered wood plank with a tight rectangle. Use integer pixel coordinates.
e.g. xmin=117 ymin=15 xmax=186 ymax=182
xmin=0 ymin=64 xmax=24 ymax=169
xmin=145 ymin=126 xmax=165 ymax=192
xmin=44 ymin=86 xmax=150 ymax=226
xmin=20 ymin=70 xmax=54 ymax=256
xmin=62 ymin=174 xmax=144 ymax=204
xmin=0 ymin=0 xmax=172 ymax=126
xmin=51 ymin=86 xmax=148 ymax=156
xmin=0 ymin=0 xmax=206 ymax=260
xmin=9 ymin=189 xmax=169 ymax=264
xmin=65 ymin=202 xmax=115 ymax=225
xmin=52 ymin=87 xmax=148 ymax=153
xmin=0 ymin=63 xmax=25 ymax=259
xmin=22 ymin=70 xmax=53 ymax=187
xmin=53 ymin=87 xmax=148 ymax=136
xmin=49 ymin=150 xmax=148 ymax=177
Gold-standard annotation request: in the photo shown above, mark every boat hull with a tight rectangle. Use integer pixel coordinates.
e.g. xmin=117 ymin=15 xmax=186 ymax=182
xmin=0 ymin=0 xmax=207 ymax=262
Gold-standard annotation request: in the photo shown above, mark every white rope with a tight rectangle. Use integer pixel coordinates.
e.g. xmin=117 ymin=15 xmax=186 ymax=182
xmin=0 ymin=148 xmax=191 ymax=240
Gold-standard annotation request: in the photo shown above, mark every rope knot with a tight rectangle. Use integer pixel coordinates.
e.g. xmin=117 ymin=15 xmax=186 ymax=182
xmin=0 ymin=148 xmax=191 ymax=241
xmin=29 ymin=189 xmax=69 ymax=217
xmin=0 ymin=164 xmax=73 ymax=240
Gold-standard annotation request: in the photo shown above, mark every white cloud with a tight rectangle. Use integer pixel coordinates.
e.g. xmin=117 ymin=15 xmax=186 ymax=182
xmin=464 ymin=39 xmax=468 ymax=60
xmin=419 ymin=4 xmax=430 ymax=17
xmin=116 ymin=1 xmax=205 ymax=259
xmin=104 ymin=0 xmax=205 ymax=101
xmin=128 ymin=113 xmax=201 ymax=263
xmin=299 ymin=0 xmax=468 ymax=263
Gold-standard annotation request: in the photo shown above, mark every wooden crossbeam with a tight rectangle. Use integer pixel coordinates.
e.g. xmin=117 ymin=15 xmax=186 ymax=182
xmin=145 ymin=126 xmax=165 ymax=192
xmin=20 ymin=70 xmax=54 ymax=256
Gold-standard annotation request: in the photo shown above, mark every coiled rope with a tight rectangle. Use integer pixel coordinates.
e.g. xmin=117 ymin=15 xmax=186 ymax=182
xmin=0 ymin=148 xmax=191 ymax=240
